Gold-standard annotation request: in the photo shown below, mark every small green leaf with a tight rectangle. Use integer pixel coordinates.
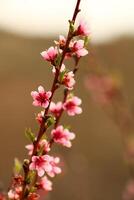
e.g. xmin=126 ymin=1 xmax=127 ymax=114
xmin=30 ymin=186 xmax=37 ymax=193
xmin=46 ymin=115 xmax=56 ymax=127
xmin=54 ymin=51 xmax=62 ymax=66
xmin=84 ymin=36 xmax=90 ymax=46
xmin=25 ymin=128 xmax=35 ymax=143
xmin=26 ymin=170 xmax=36 ymax=185
xmin=69 ymin=20 xmax=75 ymax=33
xmin=14 ymin=158 xmax=22 ymax=174
xmin=59 ymin=70 xmax=66 ymax=83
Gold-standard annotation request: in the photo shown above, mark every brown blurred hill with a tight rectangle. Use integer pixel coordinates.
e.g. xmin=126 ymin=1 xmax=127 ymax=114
xmin=0 ymin=31 xmax=134 ymax=200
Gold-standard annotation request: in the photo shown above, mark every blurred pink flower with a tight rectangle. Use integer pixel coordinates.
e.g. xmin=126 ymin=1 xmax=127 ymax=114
xmin=72 ymin=40 xmax=88 ymax=57
xmin=123 ymin=180 xmax=134 ymax=200
xmin=8 ymin=190 xmax=19 ymax=200
xmin=63 ymin=71 xmax=75 ymax=90
xmin=29 ymin=155 xmax=52 ymax=177
xmin=8 ymin=187 xmax=22 ymax=200
xmin=36 ymin=110 xmax=45 ymax=124
xmin=50 ymin=102 xmax=63 ymax=117
xmin=46 ymin=156 xmax=61 ymax=177
xmin=0 ymin=193 xmax=6 ymax=200
xmin=31 ymin=86 xmax=52 ymax=108
xmin=40 ymin=176 xmax=52 ymax=191
xmin=29 ymin=155 xmax=61 ymax=178
xmin=63 ymin=96 xmax=82 ymax=116
xmin=51 ymin=125 xmax=75 ymax=148
xmin=76 ymin=21 xmax=90 ymax=36
xmin=55 ymin=35 xmax=66 ymax=47
xmin=86 ymin=74 xmax=119 ymax=105
xmin=41 ymin=47 xmax=58 ymax=62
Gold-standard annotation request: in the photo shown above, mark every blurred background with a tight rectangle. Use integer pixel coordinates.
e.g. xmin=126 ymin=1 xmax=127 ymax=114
xmin=0 ymin=0 xmax=134 ymax=199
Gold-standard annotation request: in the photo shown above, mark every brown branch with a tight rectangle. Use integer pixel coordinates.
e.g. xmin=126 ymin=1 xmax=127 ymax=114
xmin=20 ymin=0 xmax=82 ymax=199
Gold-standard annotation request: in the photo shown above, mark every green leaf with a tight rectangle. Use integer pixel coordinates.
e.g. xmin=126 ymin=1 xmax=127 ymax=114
xmin=54 ymin=50 xmax=62 ymax=66
xmin=14 ymin=158 xmax=22 ymax=174
xmin=30 ymin=186 xmax=37 ymax=193
xmin=84 ymin=36 xmax=90 ymax=46
xmin=69 ymin=20 xmax=75 ymax=33
xmin=26 ymin=170 xmax=36 ymax=185
xmin=46 ymin=115 xmax=56 ymax=127
xmin=25 ymin=128 xmax=35 ymax=143
xmin=59 ymin=70 xmax=66 ymax=83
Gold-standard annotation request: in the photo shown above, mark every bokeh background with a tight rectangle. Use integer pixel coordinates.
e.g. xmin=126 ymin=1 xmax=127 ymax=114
xmin=0 ymin=0 xmax=134 ymax=199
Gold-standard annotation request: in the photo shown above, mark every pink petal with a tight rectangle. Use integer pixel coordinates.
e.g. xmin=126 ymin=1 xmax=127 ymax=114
xmin=57 ymin=125 xmax=64 ymax=132
xmin=76 ymin=48 xmax=88 ymax=57
xmin=57 ymin=102 xmax=62 ymax=109
xmin=44 ymin=163 xmax=53 ymax=172
xmin=47 ymin=171 xmax=55 ymax=177
xmin=73 ymin=97 xmax=82 ymax=105
xmin=64 ymin=141 xmax=72 ymax=148
xmin=75 ymin=107 xmax=82 ymax=114
xmin=68 ymin=110 xmax=75 ymax=116
xmin=31 ymin=91 xmax=38 ymax=98
xmin=69 ymin=132 xmax=76 ymax=140
xmin=29 ymin=163 xmax=35 ymax=170
xmin=38 ymin=168 xmax=45 ymax=177
xmin=40 ymin=51 xmax=49 ymax=60
xmin=54 ymin=157 xmax=60 ymax=163
xmin=25 ymin=144 xmax=33 ymax=151
xmin=38 ymin=86 xmax=45 ymax=93
xmin=33 ymin=100 xmax=40 ymax=107
xmin=42 ymin=101 xmax=49 ymax=108
xmin=75 ymin=40 xmax=84 ymax=49
xmin=32 ymin=156 xmax=37 ymax=162
xmin=54 ymin=167 xmax=62 ymax=174
xmin=46 ymin=91 xmax=52 ymax=98
xmin=50 ymin=102 xmax=55 ymax=110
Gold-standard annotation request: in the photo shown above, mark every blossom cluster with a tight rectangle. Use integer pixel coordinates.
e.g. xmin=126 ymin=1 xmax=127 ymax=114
xmin=7 ymin=18 xmax=89 ymax=200
xmin=86 ymin=74 xmax=120 ymax=105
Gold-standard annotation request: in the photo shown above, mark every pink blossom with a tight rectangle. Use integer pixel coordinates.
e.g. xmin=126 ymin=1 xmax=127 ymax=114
xmin=63 ymin=71 xmax=75 ymax=90
xmin=50 ymin=102 xmax=63 ymax=117
xmin=36 ymin=110 xmax=45 ymax=124
xmin=86 ymin=75 xmax=119 ymax=105
xmin=25 ymin=139 xmax=50 ymax=156
xmin=29 ymin=155 xmax=61 ymax=177
xmin=8 ymin=187 xmax=22 ymax=200
xmin=55 ymin=35 xmax=66 ymax=47
xmin=25 ymin=144 xmax=34 ymax=156
xmin=46 ymin=156 xmax=61 ymax=177
xmin=72 ymin=40 xmax=88 ymax=57
xmin=8 ymin=190 xmax=19 ymax=200
xmin=29 ymin=155 xmax=52 ymax=177
xmin=51 ymin=125 xmax=75 ymax=147
xmin=63 ymin=96 xmax=82 ymax=116
xmin=40 ymin=47 xmax=58 ymax=63
xmin=76 ymin=21 xmax=90 ymax=36
xmin=31 ymin=86 xmax=52 ymax=108
xmin=40 ymin=176 xmax=52 ymax=191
